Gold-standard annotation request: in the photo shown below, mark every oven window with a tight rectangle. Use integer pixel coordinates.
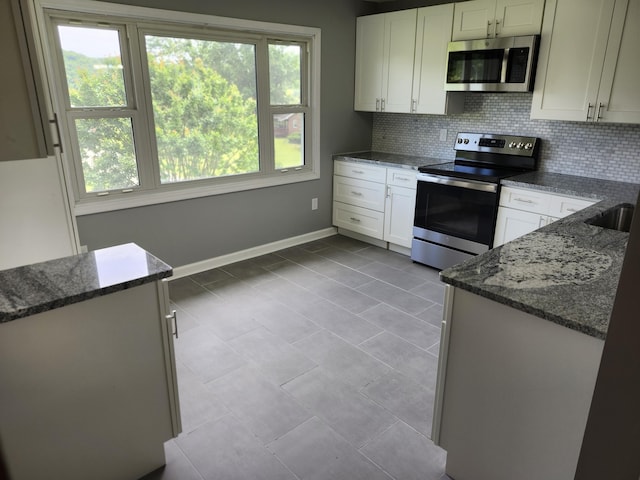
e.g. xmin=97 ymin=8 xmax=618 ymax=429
xmin=447 ymin=49 xmax=503 ymax=84
xmin=414 ymin=181 xmax=498 ymax=246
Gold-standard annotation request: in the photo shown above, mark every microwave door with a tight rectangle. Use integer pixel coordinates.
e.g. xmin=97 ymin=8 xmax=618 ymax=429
xmin=446 ymin=49 xmax=504 ymax=90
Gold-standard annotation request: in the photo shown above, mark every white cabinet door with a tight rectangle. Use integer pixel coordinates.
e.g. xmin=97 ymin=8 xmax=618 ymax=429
xmin=494 ymin=207 xmax=546 ymax=246
xmin=413 ymin=4 xmax=465 ymax=115
xmin=333 ymin=201 xmax=385 ymax=239
xmin=530 ymin=0 xmax=631 ymax=122
xmin=494 ymin=0 xmax=546 ymax=37
xmin=384 ymin=9 xmax=418 ymax=113
xmin=354 ymin=10 xmax=416 ymax=113
xmin=452 ymin=0 xmax=497 ymax=40
xmin=596 ymin=0 xmax=640 ymax=124
xmin=452 ymin=0 xmax=544 ymax=40
xmin=384 ymin=185 xmax=417 ymax=248
xmin=354 ymin=14 xmax=385 ymax=112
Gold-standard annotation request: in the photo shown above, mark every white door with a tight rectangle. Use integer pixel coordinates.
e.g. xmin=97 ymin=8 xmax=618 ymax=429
xmin=452 ymin=0 xmax=497 ymax=40
xmin=354 ymin=14 xmax=385 ymax=112
xmin=530 ymin=0 xmax=616 ymax=121
xmin=596 ymin=0 xmax=640 ymax=124
xmin=384 ymin=185 xmax=416 ymax=248
xmin=382 ymin=9 xmax=417 ymax=113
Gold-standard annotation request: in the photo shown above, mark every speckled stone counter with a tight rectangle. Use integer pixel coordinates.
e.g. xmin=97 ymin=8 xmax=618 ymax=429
xmin=0 ymin=243 xmax=172 ymax=323
xmin=441 ymin=172 xmax=640 ymax=340
xmin=334 ymin=150 xmax=450 ymax=170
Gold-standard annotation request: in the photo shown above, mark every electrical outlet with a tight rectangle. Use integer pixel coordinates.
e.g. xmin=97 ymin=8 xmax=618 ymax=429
xmin=439 ymin=128 xmax=448 ymax=142
xmin=311 ymin=197 xmax=318 ymax=210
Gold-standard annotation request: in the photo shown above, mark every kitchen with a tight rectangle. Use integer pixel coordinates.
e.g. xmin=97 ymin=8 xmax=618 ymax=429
xmin=1 ymin=0 xmax=640 ymax=478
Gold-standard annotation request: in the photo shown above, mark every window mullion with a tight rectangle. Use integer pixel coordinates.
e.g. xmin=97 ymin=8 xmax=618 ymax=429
xmin=255 ymin=37 xmax=274 ymax=174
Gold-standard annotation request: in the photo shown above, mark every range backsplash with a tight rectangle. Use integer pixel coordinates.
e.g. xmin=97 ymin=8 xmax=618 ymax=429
xmin=372 ymin=93 xmax=640 ymax=184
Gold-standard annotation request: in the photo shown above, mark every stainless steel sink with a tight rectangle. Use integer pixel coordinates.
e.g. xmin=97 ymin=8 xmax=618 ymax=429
xmin=586 ymin=204 xmax=634 ymax=232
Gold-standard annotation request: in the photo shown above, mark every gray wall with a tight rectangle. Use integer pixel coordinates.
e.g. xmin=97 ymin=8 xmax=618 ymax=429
xmin=77 ymin=0 xmax=375 ymax=267
xmin=373 ymin=93 xmax=640 ymax=183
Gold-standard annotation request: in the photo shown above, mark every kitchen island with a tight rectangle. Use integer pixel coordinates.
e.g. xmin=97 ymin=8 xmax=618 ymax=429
xmin=433 ymin=172 xmax=639 ymax=480
xmin=0 ymin=243 xmax=181 ymax=480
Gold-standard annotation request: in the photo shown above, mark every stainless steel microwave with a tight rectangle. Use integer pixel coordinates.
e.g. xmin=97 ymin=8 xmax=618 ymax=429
xmin=445 ymin=35 xmax=539 ymax=92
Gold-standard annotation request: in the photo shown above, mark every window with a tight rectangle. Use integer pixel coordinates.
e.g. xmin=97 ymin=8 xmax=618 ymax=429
xmin=38 ymin=1 xmax=319 ymax=214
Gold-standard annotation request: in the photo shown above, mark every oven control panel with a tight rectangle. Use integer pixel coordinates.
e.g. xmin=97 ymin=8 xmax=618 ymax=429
xmin=455 ymin=133 xmax=538 ymax=156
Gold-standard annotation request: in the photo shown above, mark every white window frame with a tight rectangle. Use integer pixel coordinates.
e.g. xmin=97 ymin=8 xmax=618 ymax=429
xmin=27 ymin=0 xmax=321 ymax=215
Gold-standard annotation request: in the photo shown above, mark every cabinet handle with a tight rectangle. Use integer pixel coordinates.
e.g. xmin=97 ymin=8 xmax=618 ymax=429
xmin=513 ymin=197 xmax=535 ymax=204
xmin=166 ymin=310 xmax=178 ymax=339
xmin=596 ymin=102 xmax=604 ymax=121
xmin=411 ymin=99 xmax=417 ymax=113
xmin=352 ymin=169 xmax=364 ymax=175
xmin=587 ymin=102 xmax=594 ymax=120
xmin=350 ymin=190 xmax=363 ymax=196
xmin=349 ymin=217 xmax=361 ymax=223
xmin=381 ymin=98 xmax=385 ymax=112
xmin=49 ymin=113 xmax=63 ymax=153
xmin=397 ymin=176 xmax=410 ymax=182
xmin=495 ymin=19 xmax=501 ymax=36
xmin=538 ymin=216 xmax=547 ymax=228
xmin=376 ymin=98 xmax=380 ymax=111
xmin=566 ymin=207 xmax=578 ymax=213
xmin=487 ymin=20 xmax=492 ymax=37
xmin=386 ymin=186 xmax=391 ymax=198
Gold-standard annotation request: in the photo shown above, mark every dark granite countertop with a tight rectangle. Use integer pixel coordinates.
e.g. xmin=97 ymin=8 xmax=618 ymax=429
xmin=441 ymin=172 xmax=640 ymax=340
xmin=334 ymin=151 xmax=450 ymax=170
xmin=0 ymin=243 xmax=172 ymax=323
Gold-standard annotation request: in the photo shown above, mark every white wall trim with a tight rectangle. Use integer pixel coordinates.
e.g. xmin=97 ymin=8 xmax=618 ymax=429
xmin=170 ymin=227 xmax=337 ymax=279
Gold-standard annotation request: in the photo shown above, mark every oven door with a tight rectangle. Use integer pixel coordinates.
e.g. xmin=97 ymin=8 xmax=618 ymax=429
xmin=413 ymin=174 xmax=499 ymax=254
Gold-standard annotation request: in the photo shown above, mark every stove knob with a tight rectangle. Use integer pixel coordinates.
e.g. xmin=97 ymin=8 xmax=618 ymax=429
xmin=524 ymin=143 xmax=533 ymax=150
xmin=509 ymin=142 xmax=517 ymax=148
xmin=457 ymin=138 xmax=463 ymax=144
xmin=517 ymin=142 xmax=524 ymax=149
xmin=463 ymin=138 xmax=469 ymax=144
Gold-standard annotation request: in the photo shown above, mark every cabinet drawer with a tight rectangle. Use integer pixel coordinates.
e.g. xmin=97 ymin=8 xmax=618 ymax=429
xmin=333 ymin=175 xmax=386 ymax=212
xmin=548 ymin=196 xmax=595 ymax=219
xmin=386 ymin=167 xmax=417 ymax=188
xmin=499 ymin=186 xmax=552 ymax=215
xmin=333 ymin=202 xmax=384 ymax=239
xmin=334 ymin=160 xmax=386 ymax=183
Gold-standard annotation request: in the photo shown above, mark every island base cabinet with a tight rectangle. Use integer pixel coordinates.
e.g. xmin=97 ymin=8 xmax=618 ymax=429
xmin=0 ymin=281 xmax=180 ymax=480
xmin=435 ymin=287 xmax=604 ymax=480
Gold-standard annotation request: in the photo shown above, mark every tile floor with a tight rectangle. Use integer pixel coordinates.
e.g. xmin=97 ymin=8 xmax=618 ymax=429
xmin=144 ymin=234 xmax=450 ymax=480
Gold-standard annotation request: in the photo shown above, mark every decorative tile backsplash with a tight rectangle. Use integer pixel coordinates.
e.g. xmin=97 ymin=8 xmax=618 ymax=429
xmin=372 ymin=93 xmax=640 ymax=183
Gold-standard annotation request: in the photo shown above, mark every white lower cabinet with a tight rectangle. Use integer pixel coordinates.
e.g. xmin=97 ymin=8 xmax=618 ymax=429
xmin=333 ymin=160 xmax=416 ymax=251
xmin=494 ymin=186 xmax=596 ymax=247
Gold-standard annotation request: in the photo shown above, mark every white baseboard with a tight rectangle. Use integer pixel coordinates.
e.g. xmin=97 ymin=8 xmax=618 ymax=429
xmin=171 ymin=227 xmax=337 ymax=279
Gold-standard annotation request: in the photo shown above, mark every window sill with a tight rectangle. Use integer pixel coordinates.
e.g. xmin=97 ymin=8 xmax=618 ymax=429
xmin=73 ymin=169 xmax=320 ymax=216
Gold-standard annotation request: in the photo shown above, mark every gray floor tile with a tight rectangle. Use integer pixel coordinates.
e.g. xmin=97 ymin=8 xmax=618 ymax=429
xmin=220 ymin=259 xmax=278 ymax=286
xmin=320 ymin=235 xmax=371 ymax=253
xmin=175 ymin=325 xmax=246 ymax=383
xmin=259 ymin=277 xmax=323 ymax=313
xmin=265 ymin=259 xmax=327 ymax=288
xmin=177 ymin=415 xmax=296 ymax=480
xmin=210 ymin=366 xmax=312 ymax=443
xmin=360 ymin=331 xmax=439 ymax=389
xmin=294 ymin=330 xmax=390 ymax=389
xmin=282 ymin=369 xmax=397 ymax=447
xmin=254 ymin=302 xmax=322 ymax=344
xmin=187 ymin=298 xmax=263 ymax=341
xmin=361 ymin=370 xmax=434 ymax=436
xmin=296 ymin=299 xmax=383 ymax=345
xmin=175 ymin=362 xmax=229 ymax=434
xmin=357 ymin=245 xmax=416 ymax=270
xmin=189 ymin=268 xmax=233 ymax=286
xmin=416 ymin=304 xmax=444 ymax=327
xmin=169 ymin=278 xmax=221 ymax=318
xmin=357 ymin=279 xmax=435 ymax=315
xmin=359 ymin=303 xmax=441 ymax=350
xmin=169 ymin=302 xmax=200 ymax=334
xmin=228 ymin=327 xmax=317 ymax=385
xmin=401 ymin=262 xmax=442 ymax=282
xmin=358 ymin=261 xmax=428 ymax=291
xmin=410 ymin=280 xmax=446 ymax=304
xmin=313 ymin=278 xmax=380 ymax=314
xmin=316 ymin=246 xmax=375 ymax=269
xmin=139 ymin=440 xmax=203 ymax=480
xmin=360 ymin=421 xmax=447 ymax=480
xmin=267 ymin=417 xmax=392 ymax=480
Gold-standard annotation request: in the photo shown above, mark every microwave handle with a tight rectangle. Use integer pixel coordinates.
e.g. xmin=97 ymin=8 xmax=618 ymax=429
xmin=501 ymin=48 xmax=509 ymax=83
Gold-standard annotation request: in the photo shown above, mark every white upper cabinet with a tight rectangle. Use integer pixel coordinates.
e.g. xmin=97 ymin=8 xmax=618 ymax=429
xmin=354 ymin=10 xmax=417 ymax=113
xmin=412 ymin=4 xmax=465 ymax=114
xmin=452 ymin=0 xmax=545 ymax=40
xmin=355 ymin=6 xmax=463 ymax=115
xmin=531 ymin=0 xmax=640 ymax=124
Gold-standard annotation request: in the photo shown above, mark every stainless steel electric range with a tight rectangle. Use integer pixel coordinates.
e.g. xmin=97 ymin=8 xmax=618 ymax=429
xmin=411 ymin=132 xmax=540 ymax=270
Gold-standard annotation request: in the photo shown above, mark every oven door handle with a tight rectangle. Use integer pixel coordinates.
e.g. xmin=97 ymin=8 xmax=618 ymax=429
xmin=417 ymin=173 xmax=498 ymax=193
